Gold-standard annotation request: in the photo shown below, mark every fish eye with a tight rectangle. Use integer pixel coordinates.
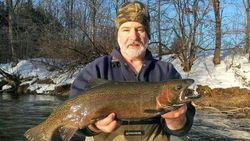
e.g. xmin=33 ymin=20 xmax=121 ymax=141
xmin=175 ymin=85 xmax=182 ymax=90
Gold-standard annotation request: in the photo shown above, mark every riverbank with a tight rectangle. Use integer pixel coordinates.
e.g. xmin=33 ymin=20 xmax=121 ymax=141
xmin=196 ymin=85 xmax=250 ymax=118
xmin=188 ymin=85 xmax=250 ymax=140
xmin=1 ymin=52 xmax=250 ymax=96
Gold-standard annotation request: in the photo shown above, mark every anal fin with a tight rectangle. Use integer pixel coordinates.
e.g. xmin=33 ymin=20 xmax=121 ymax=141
xmin=59 ymin=127 xmax=78 ymax=141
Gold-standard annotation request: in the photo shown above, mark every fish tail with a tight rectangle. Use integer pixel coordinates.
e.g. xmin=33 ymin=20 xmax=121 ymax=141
xmin=24 ymin=123 xmax=54 ymax=141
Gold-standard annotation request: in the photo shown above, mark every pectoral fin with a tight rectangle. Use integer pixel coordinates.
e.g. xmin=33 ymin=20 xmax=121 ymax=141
xmin=144 ymin=108 xmax=172 ymax=115
xmin=159 ymin=104 xmax=184 ymax=114
xmin=87 ymin=79 xmax=111 ymax=89
xmin=144 ymin=109 xmax=160 ymax=114
xmin=59 ymin=127 xmax=78 ymax=141
xmin=145 ymin=105 xmax=184 ymax=116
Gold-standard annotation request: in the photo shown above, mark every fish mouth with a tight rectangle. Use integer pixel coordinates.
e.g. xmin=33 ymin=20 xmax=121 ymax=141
xmin=179 ymin=88 xmax=201 ymax=102
xmin=179 ymin=81 xmax=201 ymax=102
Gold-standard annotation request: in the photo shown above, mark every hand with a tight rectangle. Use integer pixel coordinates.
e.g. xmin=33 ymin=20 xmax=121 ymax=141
xmin=88 ymin=113 xmax=121 ymax=133
xmin=161 ymin=104 xmax=187 ymax=130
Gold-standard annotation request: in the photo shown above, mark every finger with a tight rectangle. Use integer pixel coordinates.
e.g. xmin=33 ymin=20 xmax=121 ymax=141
xmin=96 ymin=113 xmax=116 ymax=126
xmin=103 ymin=120 xmax=121 ymax=133
xmin=162 ymin=105 xmax=187 ymax=119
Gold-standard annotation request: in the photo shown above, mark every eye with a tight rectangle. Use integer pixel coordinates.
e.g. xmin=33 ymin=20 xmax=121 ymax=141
xmin=175 ymin=85 xmax=182 ymax=90
xmin=123 ymin=29 xmax=130 ymax=32
xmin=120 ymin=27 xmax=130 ymax=32
xmin=137 ymin=28 xmax=145 ymax=33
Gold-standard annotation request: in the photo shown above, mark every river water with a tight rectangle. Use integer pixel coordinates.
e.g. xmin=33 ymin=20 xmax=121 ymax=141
xmin=187 ymin=110 xmax=250 ymax=141
xmin=0 ymin=94 xmax=84 ymax=141
xmin=0 ymin=94 xmax=249 ymax=141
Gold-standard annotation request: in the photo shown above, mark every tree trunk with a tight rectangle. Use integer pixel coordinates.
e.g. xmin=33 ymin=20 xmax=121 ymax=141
xmin=213 ymin=0 xmax=221 ymax=65
xmin=123 ymin=0 xmax=128 ymax=3
xmin=27 ymin=0 xmax=32 ymax=10
xmin=91 ymin=0 xmax=96 ymax=43
xmin=6 ymin=0 xmax=17 ymax=65
xmin=0 ymin=68 xmax=21 ymax=95
xmin=188 ymin=0 xmax=198 ymax=71
xmin=157 ymin=0 xmax=162 ymax=60
xmin=244 ymin=0 xmax=250 ymax=61
xmin=114 ymin=0 xmax=119 ymax=14
xmin=65 ymin=0 xmax=74 ymax=39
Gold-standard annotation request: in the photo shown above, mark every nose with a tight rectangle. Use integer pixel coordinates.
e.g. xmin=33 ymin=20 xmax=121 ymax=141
xmin=129 ymin=29 xmax=139 ymax=41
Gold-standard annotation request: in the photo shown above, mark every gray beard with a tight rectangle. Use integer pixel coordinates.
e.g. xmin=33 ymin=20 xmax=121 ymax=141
xmin=124 ymin=44 xmax=147 ymax=59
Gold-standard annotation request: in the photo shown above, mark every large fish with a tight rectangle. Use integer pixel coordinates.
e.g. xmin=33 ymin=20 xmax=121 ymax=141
xmin=24 ymin=79 xmax=200 ymax=141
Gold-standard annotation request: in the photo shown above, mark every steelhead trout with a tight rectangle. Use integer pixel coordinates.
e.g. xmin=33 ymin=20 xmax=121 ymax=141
xmin=24 ymin=79 xmax=200 ymax=141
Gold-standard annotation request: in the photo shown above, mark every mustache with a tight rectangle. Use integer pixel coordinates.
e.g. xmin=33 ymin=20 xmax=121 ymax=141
xmin=128 ymin=41 xmax=142 ymax=46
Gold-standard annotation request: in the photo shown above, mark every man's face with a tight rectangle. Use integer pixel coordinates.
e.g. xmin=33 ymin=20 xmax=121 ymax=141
xmin=117 ymin=22 xmax=148 ymax=59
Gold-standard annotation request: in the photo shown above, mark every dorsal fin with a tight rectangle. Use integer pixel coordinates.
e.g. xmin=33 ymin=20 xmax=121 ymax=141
xmin=87 ymin=79 xmax=111 ymax=89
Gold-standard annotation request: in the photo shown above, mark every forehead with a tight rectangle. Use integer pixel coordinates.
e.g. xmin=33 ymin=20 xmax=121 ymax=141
xmin=119 ymin=21 xmax=144 ymax=29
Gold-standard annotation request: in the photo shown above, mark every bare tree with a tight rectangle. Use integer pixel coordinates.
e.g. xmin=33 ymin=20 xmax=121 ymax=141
xmin=212 ymin=0 xmax=221 ymax=65
xmin=91 ymin=0 xmax=97 ymax=43
xmin=3 ymin=0 xmax=247 ymax=67
xmin=77 ymin=1 xmax=90 ymax=43
xmin=114 ymin=0 xmax=119 ymax=14
xmin=188 ymin=0 xmax=198 ymax=69
xmin=27 ymin=0 xmax=32 ymax=9
xmin=243 ymin=0 xmax=250 ymax=61
xmin=171 ymin=0 xmax=210 ymax=72
xmin=157 ymin=0 xmax=162 ymax=60
xmin=123 ymin=0 xmax=128 ymax=3
xmin=64 ymin=0 xmax=74 ymax=39
xmin=5 ymin=0 xmax=20 ymax=65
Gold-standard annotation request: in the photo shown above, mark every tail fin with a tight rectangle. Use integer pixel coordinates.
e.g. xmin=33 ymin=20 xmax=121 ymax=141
xmin=24 ymin=123 xmax=54 ymax=141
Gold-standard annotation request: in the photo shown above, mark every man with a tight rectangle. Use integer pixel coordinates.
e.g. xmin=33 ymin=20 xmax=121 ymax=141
xmin=70 ymin=1 xmax=195 ymax=141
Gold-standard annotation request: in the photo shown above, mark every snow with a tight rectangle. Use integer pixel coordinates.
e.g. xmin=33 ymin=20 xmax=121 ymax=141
xmin=0 ymin=59 xmax=75 ymax=94
xmin=163 ymin=53 xmax=250 ymax=89
xmin=0 ymin=52 xmax=250 ymax=94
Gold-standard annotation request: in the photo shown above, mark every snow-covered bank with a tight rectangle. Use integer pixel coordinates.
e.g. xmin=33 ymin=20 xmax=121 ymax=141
xmin=0 ymin=52 xmax=250 ymax=94
xmin=0 ymin=59 xmax=77 ymax=94
xmin=163 ymin=53 xmax=250 ymax=89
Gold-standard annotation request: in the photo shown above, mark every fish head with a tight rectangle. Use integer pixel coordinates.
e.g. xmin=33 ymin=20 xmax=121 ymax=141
xmin=158 ymin=79 xmax=200 ymax=108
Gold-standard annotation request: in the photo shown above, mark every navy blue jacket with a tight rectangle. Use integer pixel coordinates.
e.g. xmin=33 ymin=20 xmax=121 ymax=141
xmin=70 ymin=48 xmax=195 ymax=136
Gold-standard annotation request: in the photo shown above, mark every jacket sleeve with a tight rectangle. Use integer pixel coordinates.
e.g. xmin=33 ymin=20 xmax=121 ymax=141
xmin=70 ymin=61 xmax=99 ymax=98
xmin=70 ymin=56 xmax=111 ymax=98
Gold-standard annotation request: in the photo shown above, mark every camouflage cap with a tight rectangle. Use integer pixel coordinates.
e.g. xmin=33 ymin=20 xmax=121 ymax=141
xmin=115 ymin=1 xmax=150 ymax=39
